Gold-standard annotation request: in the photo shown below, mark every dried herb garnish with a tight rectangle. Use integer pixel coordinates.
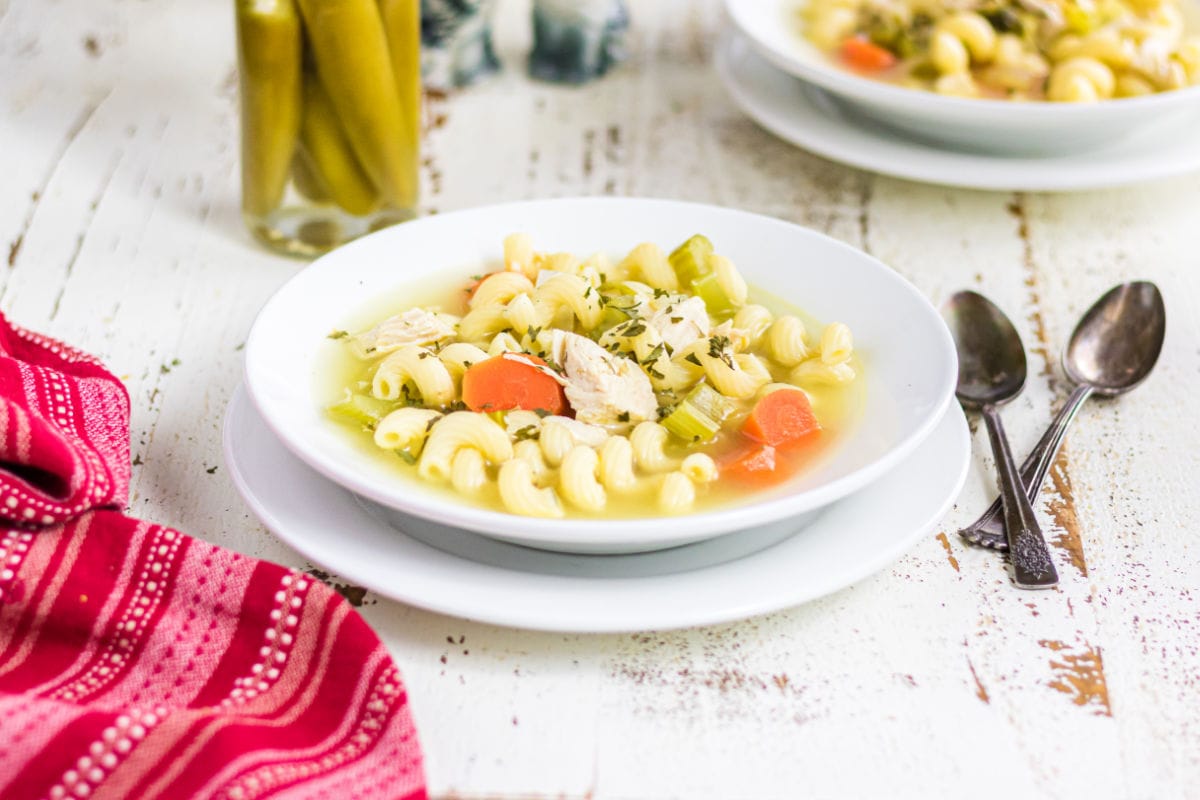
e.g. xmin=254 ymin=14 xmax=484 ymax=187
xmin=621 ymin=320 xmax=647 ymax=337
xmin=397 ymin=450 xmax=418 ymax=465
xmin=617 ymin=411 xmax=631 ymax=422
xmin=684 ymin=353 xmax=703 ymax=367
xmin=514 ymin=425 xmax=540 ymax=442
xmin=327 ymin=330 xmax=349 ymax=340
xmin=642 ymin=343 xmax=666 ymax=366
xmin=708 ymin=335 xmax=735 ymax=368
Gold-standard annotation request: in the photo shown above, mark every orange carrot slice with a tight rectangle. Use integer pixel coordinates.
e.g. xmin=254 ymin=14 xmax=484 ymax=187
xmin=720 ymin=443 xmax=779 ymax=484
xmin=840 ymin=37 xmax=897 ymax=72
xmin=462 ymin=354 xmax=567 ymax=415
xmin=742 ymin=388 xmax=820 ymax=447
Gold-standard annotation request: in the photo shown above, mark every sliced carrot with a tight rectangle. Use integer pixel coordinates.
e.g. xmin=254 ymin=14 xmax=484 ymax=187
xmin=742 ymin=388 xmax=820 ymax=447
xmin=724 ymin=443 xmax=776 ymax=474
xmin=461 ymin=354 xmax=567 ymax=415
xmin=464 ymin=271 xmax=498 ymax=302
xmin=840 ymin=37 xmax=897 ymax=72
xmin=715 ymin=441 xmax=801 ymax=484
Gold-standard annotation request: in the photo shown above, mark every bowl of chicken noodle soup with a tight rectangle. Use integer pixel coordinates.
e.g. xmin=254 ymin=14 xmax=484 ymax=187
xmin=726 ymin=0 xmax=1200 ymax=155
xmin=243 ymin=198 xmax=957 ymax=554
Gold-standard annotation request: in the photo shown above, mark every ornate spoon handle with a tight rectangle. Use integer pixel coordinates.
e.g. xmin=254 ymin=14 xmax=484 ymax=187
xmin=960 ymin=384 xmax=1093 ymax=551
xmin=979 ymin=405 xmax=1058 ymax=588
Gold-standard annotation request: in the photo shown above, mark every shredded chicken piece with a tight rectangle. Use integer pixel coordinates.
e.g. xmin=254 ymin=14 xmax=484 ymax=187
xmin=543 ymin=416 xmax=611 ymax=447
xmin=646 ymin=296 xmax=710 ymax=353
xmin=545 ymin=331 xmax=657 ymax=424
xmin=351 ymin=309 xmax=457 ymax=358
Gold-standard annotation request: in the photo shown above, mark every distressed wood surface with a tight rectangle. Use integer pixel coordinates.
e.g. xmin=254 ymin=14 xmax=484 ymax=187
xmin=3 ymin=0 xmax=1199 ymax=797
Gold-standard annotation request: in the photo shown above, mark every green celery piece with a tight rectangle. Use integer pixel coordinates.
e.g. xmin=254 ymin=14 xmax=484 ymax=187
xmin=668 ymin=235 xmax=714 ymax=285
xmin=662 ymin=399 xmax=721 ymax=442
xmin=327 ymin=393 xmax=394 ymax=428
xmin=685 ymin=383 xmax=732 ymax=422
xmin=690 ymin=271 xmax=735 ymax=314
xmin=592 ymin=293 xmax=641 ymax=335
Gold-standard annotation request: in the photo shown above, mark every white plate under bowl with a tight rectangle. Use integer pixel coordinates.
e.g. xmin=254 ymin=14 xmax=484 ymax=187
xmin=244 ymin=197 xmax=957 ymax=554
xmin=224 ymin=385 xmax=971 ymax=633
xmin=717 ymin=32 xmax=1200 ymax=191
xmin=725 ymin=0 xmax=1200 ymax=155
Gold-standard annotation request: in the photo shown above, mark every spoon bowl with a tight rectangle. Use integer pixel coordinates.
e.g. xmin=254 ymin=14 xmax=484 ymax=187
xmin=943 ymin=290 xmax=1029 ymax=407
xmin=958 ymin=280 xmax=1165 ymax=554
xmin=1065 ymin=281 xmax=1166 ymax=396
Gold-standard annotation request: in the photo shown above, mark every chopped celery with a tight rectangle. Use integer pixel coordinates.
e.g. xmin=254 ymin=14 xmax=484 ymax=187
xmin=686 ymin=383 xmax=732 ymax=421
xmin=662 ymin=400 xmax=721 ymax=442
xmin=690 ymin=271 xmax=736 ymax=314
xmin=592 ymin=293 xmax=641 ymax=335
xmin=668 ymin=235 xmax=714 ymax=285
xmin=662 ymin=383 xmax=732 ymax=442
xmin=327 ymin=392 xmax=395 ymax=428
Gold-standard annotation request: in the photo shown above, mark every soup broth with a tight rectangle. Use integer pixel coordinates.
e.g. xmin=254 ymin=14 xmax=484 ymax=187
xmin=319 ymin=235 xmax=865 ymax=519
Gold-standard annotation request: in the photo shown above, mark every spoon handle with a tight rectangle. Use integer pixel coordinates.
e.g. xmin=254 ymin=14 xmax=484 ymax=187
xmin=959 ymin=384 xmax=1094 ymax=551
xmin=979 ymin=404 xmax=1058 ymax=588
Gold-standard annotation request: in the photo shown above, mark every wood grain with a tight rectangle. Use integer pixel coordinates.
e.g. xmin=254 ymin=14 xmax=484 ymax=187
xmin=3 ymin=0 xmax=1199 ymax=797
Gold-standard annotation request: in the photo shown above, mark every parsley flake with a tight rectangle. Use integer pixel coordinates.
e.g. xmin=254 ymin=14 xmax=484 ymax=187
xmin=621 ymin=320 xmax=647 ymax=337
xmin=514 ymin=425 xmax=540 ymax=442
xmin=642 ymin=343 xmax=666 ymax=366
xmin=708 ymin=336 xmax=735 ymax=368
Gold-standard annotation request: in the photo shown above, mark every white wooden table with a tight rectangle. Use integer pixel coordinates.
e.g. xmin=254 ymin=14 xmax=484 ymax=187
xmin=4 ymin=0 xmax=1200 ymax=796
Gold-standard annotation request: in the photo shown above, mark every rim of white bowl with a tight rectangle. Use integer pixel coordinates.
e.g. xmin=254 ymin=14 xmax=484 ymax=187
xmin=243 ymin=197 xmax=958 ymax=548
xmin=725 ymin=0 xmax=1200 ymax=118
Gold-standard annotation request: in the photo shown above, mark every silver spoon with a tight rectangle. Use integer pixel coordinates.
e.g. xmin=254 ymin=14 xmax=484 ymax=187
xmin=960 ymin=281 xmax=1166 ymax=550
xmin=944 ymin=291 xmax=1058 ymax=589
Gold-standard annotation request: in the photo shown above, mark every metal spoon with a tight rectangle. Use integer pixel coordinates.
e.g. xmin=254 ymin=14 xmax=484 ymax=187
xmin=944 ymin=291 xmax=1058 ymax=589
xmin=960 ymin=281 xmax=1166 ymax=550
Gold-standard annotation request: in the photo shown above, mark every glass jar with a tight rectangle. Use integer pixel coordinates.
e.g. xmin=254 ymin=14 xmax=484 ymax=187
xmin=235 ymin=0 xmax=420 ymax=257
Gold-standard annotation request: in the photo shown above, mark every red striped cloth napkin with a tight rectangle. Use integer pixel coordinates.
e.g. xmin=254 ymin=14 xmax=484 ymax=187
xmin=0 ymin=314 xmax=425 ymax=800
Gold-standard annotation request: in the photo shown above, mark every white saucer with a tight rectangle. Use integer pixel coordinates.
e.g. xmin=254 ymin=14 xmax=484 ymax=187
xmin=223 ymin=385 xmax=971 ymax=632
xmin=715 ymin=32 xmax=1200 ymax=192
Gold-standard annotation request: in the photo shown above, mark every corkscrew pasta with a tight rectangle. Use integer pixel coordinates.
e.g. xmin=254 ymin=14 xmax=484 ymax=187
xmin=803 ymin=0 xmax=1200 ymax=100
xmin=325 ymin=233 xmax=862 ymax=519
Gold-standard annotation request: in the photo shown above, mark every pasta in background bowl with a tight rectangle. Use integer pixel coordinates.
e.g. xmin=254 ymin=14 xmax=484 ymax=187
xmin=243 ymin=198 xmax=957 ymax=554
xmin=726 ymin=0 xmax=1200 ymax=155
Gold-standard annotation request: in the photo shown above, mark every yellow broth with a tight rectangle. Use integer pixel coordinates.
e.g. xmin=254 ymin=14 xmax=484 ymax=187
xmin=317 ymin=265 xmax=866 ymax=518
